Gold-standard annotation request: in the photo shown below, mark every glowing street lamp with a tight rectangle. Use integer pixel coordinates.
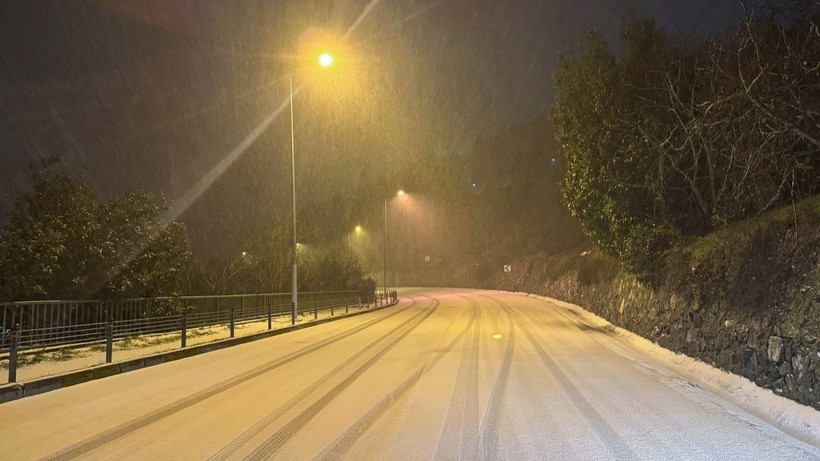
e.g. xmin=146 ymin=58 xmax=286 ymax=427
xmin=350 ymin=225 xmax=363 ymax=247
xmin=289 ymin=52 xmax=334 ymax=325
xmin=319 ymin=53 xmax=334 ymax=68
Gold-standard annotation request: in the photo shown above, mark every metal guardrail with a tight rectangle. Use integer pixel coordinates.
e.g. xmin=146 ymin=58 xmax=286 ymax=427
xmin=0 ymin=291 xmax=351 ymax=351
xmin=1 ymin=289 xmax=398 ymax=383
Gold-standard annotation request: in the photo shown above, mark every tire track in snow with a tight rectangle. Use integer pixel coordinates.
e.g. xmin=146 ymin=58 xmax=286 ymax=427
xmin=40 ymin=299 xmax=416 ymax=461
xmin=512 ymin=302 xmax=638 ymax=461
xmin=527 ymin=296 xmax=718 ymax=458
xmin=432 ymin=297 xmax=482 ymax=461
xmin=503 ymin=328 xmax=574 ymax=455
xmin=476 ymin=295 xmax=516 ymax=460
xmin=240 ymin=299 xmax=440 ymax=461
xmin=205 ymin=295 xmax=439 ymax=461
xmin=313 ymin=294 xmax=479 ymax=461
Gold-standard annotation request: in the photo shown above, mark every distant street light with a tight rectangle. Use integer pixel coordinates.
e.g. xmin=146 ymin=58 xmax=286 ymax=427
xmin=289 ymin=52 xmax=334 ymax=326
xmin=355 ymin=225 xmax=363 ymax=244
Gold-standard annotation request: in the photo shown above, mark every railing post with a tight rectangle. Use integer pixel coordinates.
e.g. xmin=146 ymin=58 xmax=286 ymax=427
xmin=181 ymin=313 xmax=187 ymax=348
xmin=267 ymin=302 xmax=272 ymax=330
xmin=105 ymin=305 xmax=113 ymax=363
xmin=8 ymin=323 xmax=19 ymax=383
xmin=345 ymin=298 xmax=349 ymax=314
xmin=230 ymin=306 xmax=235 ymax=338
xmin=105 ymin=321 xmax=113 ymax=364
xmin=330 ymin=298 xmax=335 ymax=317
xmin=314 ymin=301 xmax=318 ymax=320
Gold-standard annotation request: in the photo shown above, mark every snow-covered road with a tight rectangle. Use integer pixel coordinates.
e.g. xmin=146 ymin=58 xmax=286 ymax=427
xmin=1 ymin=288 xmax=818 ymax=460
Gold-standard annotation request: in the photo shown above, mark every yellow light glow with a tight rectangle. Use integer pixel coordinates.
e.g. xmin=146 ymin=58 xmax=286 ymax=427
xmin=319 ymin=53 xmax=334 ymax=67
xmin=355 ymin=225 xmax=363 ymax=233
xmin=492 ymin=333 xmax=503 ymax=340
xmin=397 ymin=190 xmax=405 ymax=196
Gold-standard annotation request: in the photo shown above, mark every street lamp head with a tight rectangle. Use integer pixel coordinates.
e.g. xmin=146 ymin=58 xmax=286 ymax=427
xmin=319 ymin=53 xmax=334 ymax=68
xmin=355 ymin=225 xmax=363 ymax=233
xmin=397 ymin=190 xmax=405 ymax=196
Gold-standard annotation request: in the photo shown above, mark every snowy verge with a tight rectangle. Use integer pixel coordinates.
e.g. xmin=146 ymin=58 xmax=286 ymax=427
xmin=521 ymin=292 xmax=820 ymax=447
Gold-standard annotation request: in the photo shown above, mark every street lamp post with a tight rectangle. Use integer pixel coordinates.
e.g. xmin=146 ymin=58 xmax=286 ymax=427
xmin=383 ymin=197 xmax=387 ymax=300
xmin=289 ymin=77 xmax=298 ymax=325
xmin=383 ymin=190 xmax=405 ymax=301
xmin=289 ymin=52 xmax=334 ymax=326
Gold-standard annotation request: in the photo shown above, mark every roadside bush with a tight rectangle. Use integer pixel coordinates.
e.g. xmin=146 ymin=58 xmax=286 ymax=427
xmin=358 ymin=277 xmax=376 ymax=304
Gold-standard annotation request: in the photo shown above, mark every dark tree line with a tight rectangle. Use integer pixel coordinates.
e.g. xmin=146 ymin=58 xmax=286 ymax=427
xmin=0 ymin=161 xmax=191 ymax=301
xmin=553 ymin=2 xmax=820 ymax=283
xmin=181 ymin=226 xmax=369 ymax=296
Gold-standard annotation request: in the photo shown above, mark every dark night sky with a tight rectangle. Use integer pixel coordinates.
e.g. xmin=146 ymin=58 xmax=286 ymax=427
xmin=0 ymin=0 xmax=738 ymax=258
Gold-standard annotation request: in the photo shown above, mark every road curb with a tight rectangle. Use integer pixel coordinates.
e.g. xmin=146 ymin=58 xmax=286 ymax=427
xmin=0 ymin=300 xmax=398 ymax=404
